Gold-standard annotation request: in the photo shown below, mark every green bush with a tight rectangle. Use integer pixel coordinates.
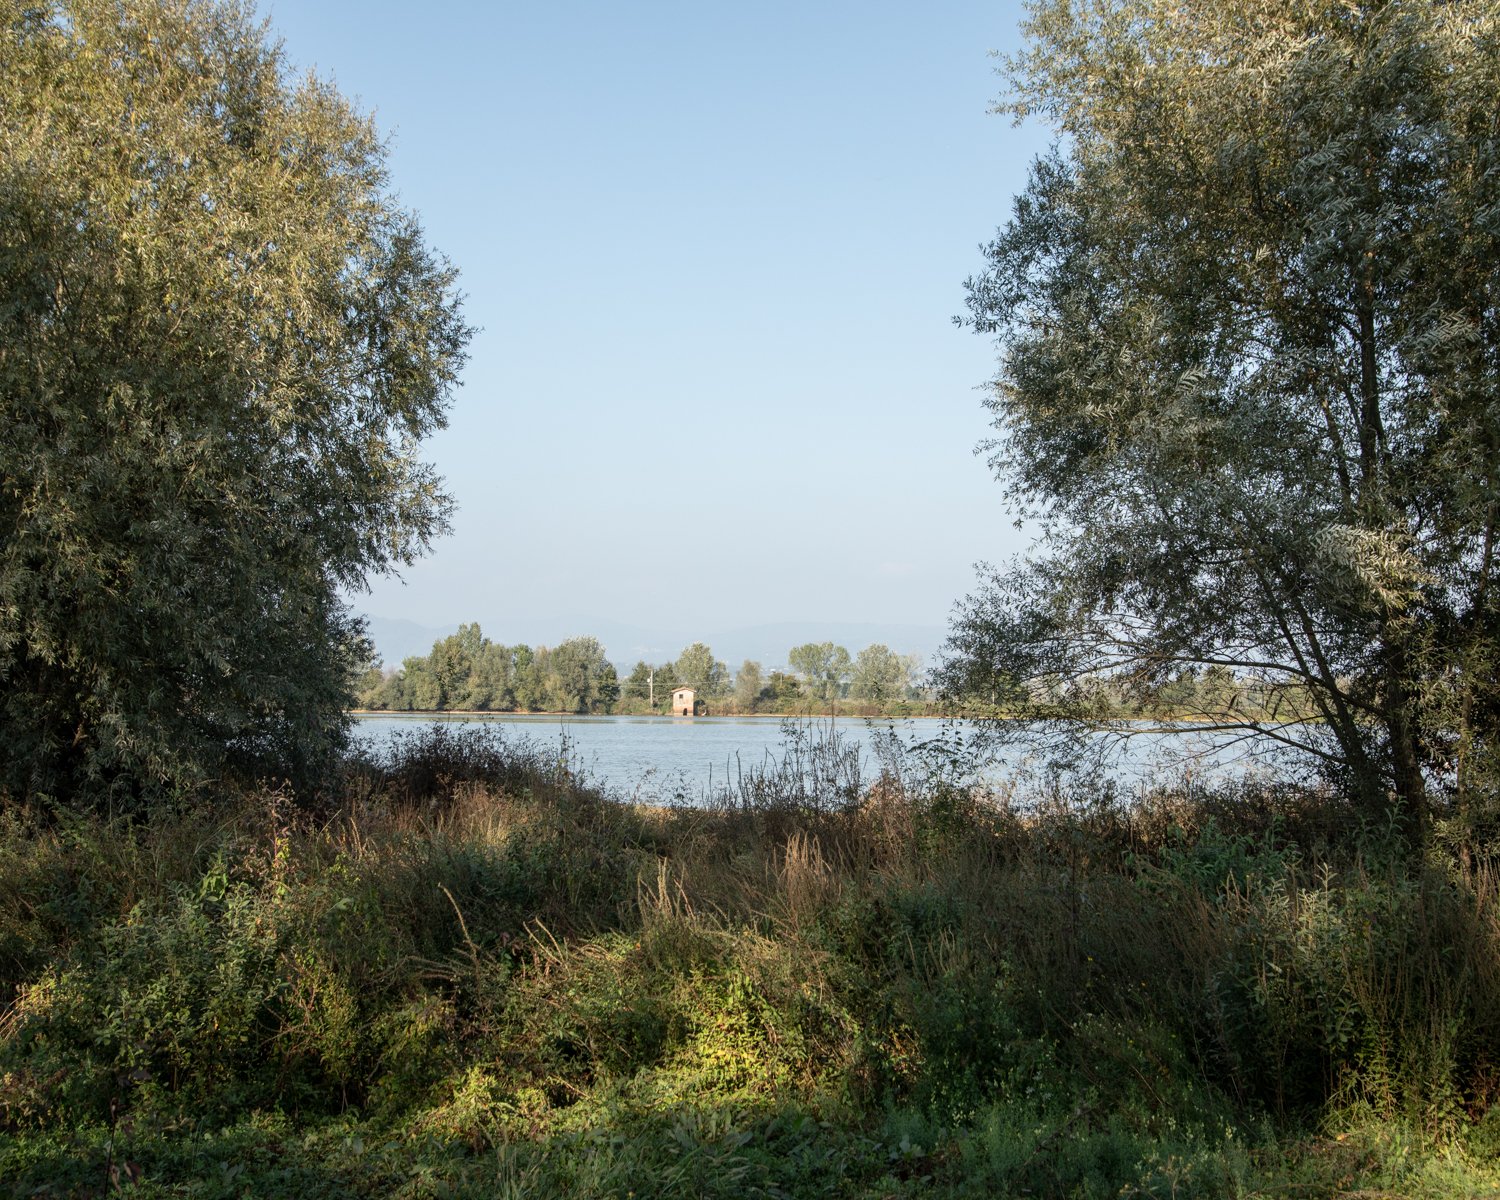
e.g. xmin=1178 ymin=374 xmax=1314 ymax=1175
xmin=3 ymin=876 xmax=290 ymax=1124
xmin=3 ymin=732 xmax=1500 ymax=1197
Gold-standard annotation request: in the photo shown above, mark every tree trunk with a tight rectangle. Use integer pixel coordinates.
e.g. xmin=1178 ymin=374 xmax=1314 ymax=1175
xmin=1381 ymin=632 xmax=1429 ymax=844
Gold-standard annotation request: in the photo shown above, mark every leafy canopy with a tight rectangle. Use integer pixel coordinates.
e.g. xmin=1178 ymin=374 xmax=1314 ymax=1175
xmin=942 ymin=0 xmax=1500 ymax=831
xmin=850 ymin=644 xmax=917 ymax=704
xmin=0 ymin=0 xmax=470 ymax=802
xmin=788 ymin=642 xmax=853 ymax=703
xmin=673 ymin=642 xmax=729 ymax=699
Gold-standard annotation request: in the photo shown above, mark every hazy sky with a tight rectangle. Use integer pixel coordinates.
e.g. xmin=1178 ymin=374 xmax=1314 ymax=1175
xmin=265 ymin=1 xmax=1047 ymax=643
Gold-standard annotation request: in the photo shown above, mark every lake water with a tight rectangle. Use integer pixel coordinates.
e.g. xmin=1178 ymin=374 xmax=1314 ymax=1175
xmin=352 ymin=712 xmax=1288 ymax=801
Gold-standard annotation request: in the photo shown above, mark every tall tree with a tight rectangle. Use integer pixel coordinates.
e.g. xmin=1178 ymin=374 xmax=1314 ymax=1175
xmin=463 ymin=641 xmax=519 ymax=712
xmin=850 ymin=644 xmax=911 ymax=704
xmin=0 ymin=0 xmax=469 ymax=802
xmin=427 ymin=625 xmax=483 ymax=710
xmin=512 ymin=646 xmax=546 ymax=713
xmin=622 ymin=661 xmax=654 ymax=702
xmin=652 ymin=662 xmax=680 ymax=708
xmin=674 ymin=642 xmax=729 ymax=699
xmin=595 ymin=661 xmax=621 ymax=713
xmin=788 ymin=642 xmax=852 ymax=704
xmin=398 ymin=656 xmax=442 ymax=714
xmin=733 ymin=660 xmax=765 ymax=712
xmin=941 ymin=0 xmax=1500 ymax=833
xmin=541 ymin=637 xmax=614 ymax=714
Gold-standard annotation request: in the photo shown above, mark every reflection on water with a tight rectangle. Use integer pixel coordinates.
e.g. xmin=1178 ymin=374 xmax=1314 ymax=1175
xmin=352 ymin=712 xmax=1292 ymax=800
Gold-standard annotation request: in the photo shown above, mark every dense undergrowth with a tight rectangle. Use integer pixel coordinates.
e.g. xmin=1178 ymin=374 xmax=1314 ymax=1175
xmin=2 ymin=725 xmax=1499 ymax=1198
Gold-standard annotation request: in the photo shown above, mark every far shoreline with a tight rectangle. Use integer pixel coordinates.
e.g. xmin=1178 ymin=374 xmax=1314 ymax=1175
xmin=347 ymin=709 xmax=1269 ymax=728
xmin=347 ymin=708 xmax=946 ymax=720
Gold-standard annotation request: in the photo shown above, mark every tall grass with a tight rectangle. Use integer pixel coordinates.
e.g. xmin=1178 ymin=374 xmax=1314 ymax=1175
xmin=1 ymin=723 xmax=1497 ymax=1198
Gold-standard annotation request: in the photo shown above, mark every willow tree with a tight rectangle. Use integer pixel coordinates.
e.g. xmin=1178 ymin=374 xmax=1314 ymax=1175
xmin=0 ymin=0 xmax=470 ymax=804
xmin=942 ymin=0 xmax=1500 ymax=833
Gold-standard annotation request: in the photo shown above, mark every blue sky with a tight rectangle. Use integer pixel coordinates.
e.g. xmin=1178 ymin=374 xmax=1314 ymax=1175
xmin=265 ymin=1 xmax=1046 ymax=656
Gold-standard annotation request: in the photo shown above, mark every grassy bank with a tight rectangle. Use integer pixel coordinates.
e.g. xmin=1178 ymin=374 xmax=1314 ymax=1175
xmin=2 ymin=726 xmax=1498 ymax=1198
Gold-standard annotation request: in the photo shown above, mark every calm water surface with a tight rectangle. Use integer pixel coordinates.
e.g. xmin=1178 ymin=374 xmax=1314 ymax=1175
xmin=352 ymin=713 xmax=1283 ymax=800
xmin=356 ymin=714 xmax=884 ymax=801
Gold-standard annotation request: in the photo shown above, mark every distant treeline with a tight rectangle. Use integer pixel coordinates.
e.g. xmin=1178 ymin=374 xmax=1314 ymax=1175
xmin=355 ymin=624 xmax=935 ymax=715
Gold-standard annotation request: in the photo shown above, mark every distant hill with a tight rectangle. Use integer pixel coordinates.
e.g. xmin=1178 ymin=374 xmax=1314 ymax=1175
xmin=362 ymin=616 xmax=458 ymax=668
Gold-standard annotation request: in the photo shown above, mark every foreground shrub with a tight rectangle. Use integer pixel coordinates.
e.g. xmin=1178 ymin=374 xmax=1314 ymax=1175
xmin=2 ymin=729 xmax=1499 ymax=1197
